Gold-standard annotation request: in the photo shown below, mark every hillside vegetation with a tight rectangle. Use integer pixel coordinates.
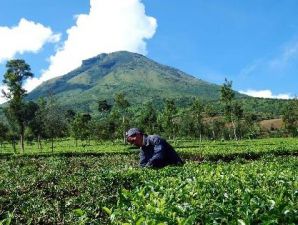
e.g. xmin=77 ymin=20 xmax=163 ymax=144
xmin=27 ymin=51 xmax=225 ymax=111
xmin=23 ymin=51 xmax=292 ymax=117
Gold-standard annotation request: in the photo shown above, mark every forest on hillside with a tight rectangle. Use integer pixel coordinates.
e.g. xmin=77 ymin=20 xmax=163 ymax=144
xmin=0 ymin=60 xmax=297 ymax=153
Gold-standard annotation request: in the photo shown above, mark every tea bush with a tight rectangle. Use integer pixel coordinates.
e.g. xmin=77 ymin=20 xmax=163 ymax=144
xmin=0 ymin=139 xmax=297 ymax=224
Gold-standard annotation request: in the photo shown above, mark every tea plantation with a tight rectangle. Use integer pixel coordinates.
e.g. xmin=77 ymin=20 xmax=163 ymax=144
xmin=0 ymin=138 xmax=297 ymax=224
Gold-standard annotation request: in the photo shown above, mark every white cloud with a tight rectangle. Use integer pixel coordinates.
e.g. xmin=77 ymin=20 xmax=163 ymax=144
xmin=269 ymin=40 xmax=298 ymax=70
xmin=238 ymin=59 xmax=264 ymax=77
xmin=239 ymin=89 xmax=294 ymax=99
xmin=24 ymin=0 xmax=157 ymax=92
xmin=238 ymin=39 xmax=298 ymax=79
xmin=0 ymin=18 xmax=61 ymax=63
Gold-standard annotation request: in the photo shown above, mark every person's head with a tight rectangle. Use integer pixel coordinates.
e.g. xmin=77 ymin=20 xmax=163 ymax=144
xmin=126 ymin=128 xmax=143 ymax=147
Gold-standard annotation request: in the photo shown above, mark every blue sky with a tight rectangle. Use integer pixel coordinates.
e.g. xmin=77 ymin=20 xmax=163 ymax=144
xmin=0 ymin=0 xmax=297 ymax=103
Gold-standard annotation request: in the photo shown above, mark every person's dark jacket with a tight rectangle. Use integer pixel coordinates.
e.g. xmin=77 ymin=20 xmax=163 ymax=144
xmin=140 ymin=135 xmax=183 ymax=168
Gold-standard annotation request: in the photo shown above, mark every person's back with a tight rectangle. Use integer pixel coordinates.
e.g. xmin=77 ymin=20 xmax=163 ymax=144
xmin=140 ymin=135 xmax=183 ymax=168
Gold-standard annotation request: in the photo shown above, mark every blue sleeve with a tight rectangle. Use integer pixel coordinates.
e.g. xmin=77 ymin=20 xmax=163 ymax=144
xmin=139 ymin=149 xmax=150 ymax=167
xmin=146 ymin=142 xmax=165 ymax=167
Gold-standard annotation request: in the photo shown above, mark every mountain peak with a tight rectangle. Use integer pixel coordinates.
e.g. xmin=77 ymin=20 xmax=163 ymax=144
xmin=27 ymin=51 xmax=224 ymax=111
xmin=82 ymin=51 xmax=144 ymax=67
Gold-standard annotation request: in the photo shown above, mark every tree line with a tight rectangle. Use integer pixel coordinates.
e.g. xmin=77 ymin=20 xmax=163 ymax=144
xmin=1 ymin=59 xmax=297 ymax=153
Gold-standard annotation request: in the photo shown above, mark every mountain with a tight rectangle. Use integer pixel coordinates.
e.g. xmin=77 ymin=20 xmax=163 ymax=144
xmin=27 ymin=51 xmax=241 ymax=111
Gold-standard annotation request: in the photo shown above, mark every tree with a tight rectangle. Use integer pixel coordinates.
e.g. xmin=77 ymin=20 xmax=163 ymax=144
xmin=64 ymin=109 xmax=76 ymax=137
xmin=0 ymin=122 xmax=9 ymax=151
xmin=190 ymin=98 xmax=204 ymax=141
xmin=205 ymin=103 xmax=218 ymax=140
xmin=4 ymin=101 xmax=38 ymax=149
xmin=71 ymin=113 xmax=92 ymax=147
xmin=113 ymin=93 xmax=130 ymax=143
xmin=43 ymin=97 xmax=67 ymax=152
xmin=282 ymin=99 xmax=298 ymax=137
xmin=160 ymin=99 xmax=178 ymax=140
xmin=2 ymin=59 xmax=33 ymax=153
xmin=98 ymin=99 xmax=112 ymax=114
xmin=220 ymin=78 xmax=243 ymax=140
xmin=93 ymin=119 xmax=116 ymax=142
xmin=178 ymin=108 xmax=195 ymax=138
xmin=27 ymin=98 xmax=47 ymax=150
xmin=138 ymin=101 xmax=158 ymax=134
xmin=243 ymin=112 xmax=260 ymax=139
xmin=232 ymin=101 xmax=244 ymax=139
xmin=90 ymin=99 xmax=113 ymax=142
xmin=65 ymin=109 xmax=76 ymax=123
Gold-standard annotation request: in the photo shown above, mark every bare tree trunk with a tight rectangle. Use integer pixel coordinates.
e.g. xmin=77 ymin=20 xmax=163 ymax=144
xmin=231 ymin=120 xmax=237 ymax=141
xmin=20 ymin=134 xmax=24 ymax=154
xmin=51 ymin=137 xmax=54 ymax=153
xmin=212 ymin=128 xmax=215 ymax=140
xmin=12 ymin=139 xmax=16 ymax=153
xmin=37 ymin=136 xmax=40 ymax=150
xmin=122 ymin=116 xmax=126 ymax=144
xmin=38 ymin=134 xmax=42 ymax=152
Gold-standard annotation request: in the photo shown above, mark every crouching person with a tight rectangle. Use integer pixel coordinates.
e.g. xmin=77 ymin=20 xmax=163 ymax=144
xmin=126 ymin=128 xmax=184 ymax=168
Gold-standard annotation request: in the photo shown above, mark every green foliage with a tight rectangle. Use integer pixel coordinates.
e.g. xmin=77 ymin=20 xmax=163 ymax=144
xmin=42 ymin=97 xmax=68 ymax=151
xmin=282 ymin=99 xmax=298 ymax=137
xmin=111 ymin=157 xmax=297 ymax=224
xmin=65 ymin=109 xmax=76 ymax=123
xmin=220 ymin=78 xmax=235 ymax=105
xmin=0 ymin=154 xmax=139 ymax=224
xmin=137 ymin=101 xmax=158 ymax=134
xmin=2 ymin=59 xmax=33 ymax=100
xmin=112 ymin=93 xmax=131 ymax=143
xmin=114 ymin=93 xmax=130 ymax=110
xmin=2 ymin=59 xmax=34 ymax=153
xmin=0 ymin=122 xmax=8 ymax=144
xmin=220 ymin=79 xmax=244 ymax=140
xmin=0 ymin=138 xmax=297 ymax=224
xmin=159 ymin=99 xmax=178 ymax=139
xmin=71 ymin=113 xmax=92 ymax=145
xmin=97 ymin=99 xmax=112 ymax=114
xmin=190 ymin=98 xmax=204 ymax=139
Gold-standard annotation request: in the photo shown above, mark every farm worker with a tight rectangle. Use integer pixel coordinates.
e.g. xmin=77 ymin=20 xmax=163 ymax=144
xmin=126 ymin=128 xmax=184 ymax=168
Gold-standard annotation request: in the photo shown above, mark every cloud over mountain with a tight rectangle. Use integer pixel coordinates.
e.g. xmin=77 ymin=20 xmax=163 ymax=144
xmin=24 ymin=0 xmax=157 ymax=92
